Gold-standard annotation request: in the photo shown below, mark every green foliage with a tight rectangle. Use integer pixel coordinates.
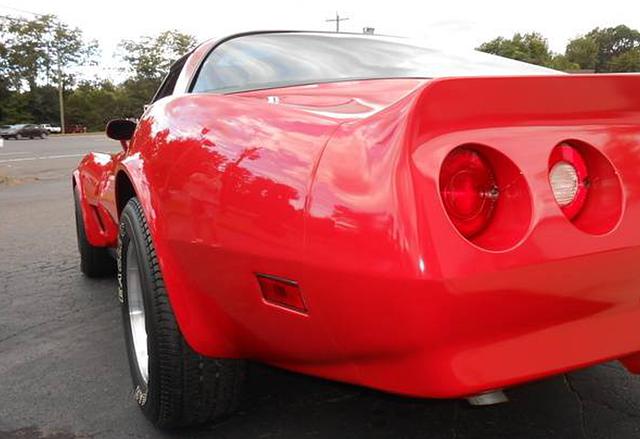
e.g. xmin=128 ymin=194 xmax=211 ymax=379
xmin=566 ymin=25 xmax=640 ymax=72
xmin=477 ymin=33 xmax=553 ymax=67
xmin=608 ymin=48 xmax=640 ymax=72
xmin=66 ymin=80 xmax=120 ymax=130
xmin=119 ymin=30 xmax=197 ymax=81
xmin=0 ymin=14 xmax=97 ymax=91
xmin=565 ymin=36 xmax=599 ymax=69
xmin=479 ymin=25 xmax=640 ymax=73
xmin=0 ymin=19 xmax=196 ymax=131
xmin=548 ymin=54 xmax=580 ymax=71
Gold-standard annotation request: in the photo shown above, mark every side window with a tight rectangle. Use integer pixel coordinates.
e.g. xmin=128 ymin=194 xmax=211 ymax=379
xmin=151 ymin=67 xmax=181 ymax=103
xmin=150 ymin=53 xmax=190 ymax=103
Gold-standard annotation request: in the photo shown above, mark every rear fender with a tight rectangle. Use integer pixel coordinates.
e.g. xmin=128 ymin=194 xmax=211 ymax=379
xmin=118 ymin=125 xmax=242 ymax=359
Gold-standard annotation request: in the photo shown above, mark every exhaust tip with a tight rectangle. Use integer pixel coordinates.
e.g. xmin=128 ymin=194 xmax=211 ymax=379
xmin=466 ymin=390 xmax=508 ymax=406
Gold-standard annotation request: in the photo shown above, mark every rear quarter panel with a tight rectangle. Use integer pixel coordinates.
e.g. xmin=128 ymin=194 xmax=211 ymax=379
xmin=124 ymin=93 xmax=342 ymax=358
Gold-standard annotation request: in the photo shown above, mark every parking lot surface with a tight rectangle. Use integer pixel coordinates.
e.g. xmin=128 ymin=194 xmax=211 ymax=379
xmin=1 ymin=135 xmax=640 ymax=438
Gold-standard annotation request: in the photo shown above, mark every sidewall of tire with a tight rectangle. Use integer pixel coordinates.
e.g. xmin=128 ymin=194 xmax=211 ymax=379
xmin=118 ymin=198 xmax=245 ymax=428
xmin=119 ymin=203 xmax=162 ymax=423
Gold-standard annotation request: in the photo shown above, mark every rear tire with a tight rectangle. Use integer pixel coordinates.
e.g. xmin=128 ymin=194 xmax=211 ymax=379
xmin=73 ymin=188 xmax=116 ymax=277
xmin=119 ymin=197 xmax=245 ymax=428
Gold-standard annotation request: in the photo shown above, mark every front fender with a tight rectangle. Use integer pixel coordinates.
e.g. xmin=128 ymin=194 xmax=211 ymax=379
xmin=74 ymin=153 xmax=119 ymax=247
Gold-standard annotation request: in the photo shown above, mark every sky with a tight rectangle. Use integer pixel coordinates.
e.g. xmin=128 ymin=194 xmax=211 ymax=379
xmin=1 ymin=0 xmax=640 ymax=80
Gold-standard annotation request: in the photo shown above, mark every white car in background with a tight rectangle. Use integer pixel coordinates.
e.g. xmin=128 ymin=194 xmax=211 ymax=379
xmin=40 ymin=124 xmax=62 ymax=134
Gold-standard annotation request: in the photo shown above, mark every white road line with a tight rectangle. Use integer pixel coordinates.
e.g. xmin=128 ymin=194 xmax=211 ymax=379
xmin=0 ymin=151 xmax=32 ymax=157
xmin=0 ymin=153 xmax=86 ymax=164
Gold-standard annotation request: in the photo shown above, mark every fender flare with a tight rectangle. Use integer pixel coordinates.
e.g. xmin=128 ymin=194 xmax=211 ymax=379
xmin=116 ymin=159 xmax=242 ymax=359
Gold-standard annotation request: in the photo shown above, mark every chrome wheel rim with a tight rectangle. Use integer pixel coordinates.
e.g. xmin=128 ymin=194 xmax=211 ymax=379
xmin=126 ymin=242 xmax=149 ymax=384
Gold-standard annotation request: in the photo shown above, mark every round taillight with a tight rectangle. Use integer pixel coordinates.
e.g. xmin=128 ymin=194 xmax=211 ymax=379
xmin=440 ymin=148 xmax=499 ymax=238
xmin=549 ymin=144 xmax=588 ymax=219
xmin=549 ymin=162 xmax=579 ymax=206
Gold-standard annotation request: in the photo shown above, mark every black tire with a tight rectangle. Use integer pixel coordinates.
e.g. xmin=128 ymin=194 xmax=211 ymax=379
xmin=74 ymin=188 xmax=116 ymax=277
xmin=119 ymin=197 xmax=245 ymax=429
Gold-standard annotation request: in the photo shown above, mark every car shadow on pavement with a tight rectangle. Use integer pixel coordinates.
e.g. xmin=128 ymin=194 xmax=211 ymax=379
xmin=2 ymin=262 xmax=638 ymax=439
xmin=154 ymin=361 xmax=640 ymax=439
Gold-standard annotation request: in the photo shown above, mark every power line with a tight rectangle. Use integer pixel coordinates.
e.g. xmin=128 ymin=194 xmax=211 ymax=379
xmin=0 ymin=4 xmax=48 ymax=17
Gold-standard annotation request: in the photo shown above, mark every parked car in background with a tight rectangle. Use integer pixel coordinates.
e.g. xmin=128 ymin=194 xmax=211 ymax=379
xmin=40 ymin=123 xmax=62 ymax=134
xmin=67 ymin=124 xmax=87 ymax=134
xmin=1 ymin=124 xmax=48 ymax=140
xmin=0 ymin=125 xmax=13 ymax=137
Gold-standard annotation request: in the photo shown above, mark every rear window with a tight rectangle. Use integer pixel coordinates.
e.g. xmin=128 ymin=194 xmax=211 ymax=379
xmin=191 ymin=33 xmax=556 ymax=94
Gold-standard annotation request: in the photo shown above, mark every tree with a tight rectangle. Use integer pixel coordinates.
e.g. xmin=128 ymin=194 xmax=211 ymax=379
xmin=548 ymin=54 xmax=580 ymax=71
xmin=608 ymin=48 xmax=640 ymax=72
xmin=0 ymin=14 xmax=98 ymax=91
xmin=566 ymin=25 xmax=640 ymax=72
xmin=118 ymin=30 xmax=196 ymax=82
xmin=115 ymin=30 xmax=197 ymax=118
xmin=0 ymin=14 xmax=98 ymax=126
xmin=565 ymin=36 xmax=599 ymax=70
xmin=477 ymin=33 xmax=553 ymax=67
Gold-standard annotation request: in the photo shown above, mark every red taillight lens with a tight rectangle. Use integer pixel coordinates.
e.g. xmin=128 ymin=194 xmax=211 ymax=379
xmin=440 ymin=148 xmax=499 ymax=238
xmin=549 ymin=144 xmax=588 ymax=219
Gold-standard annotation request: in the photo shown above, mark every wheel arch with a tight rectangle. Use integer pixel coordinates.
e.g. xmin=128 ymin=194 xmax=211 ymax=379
xmin=115 ymin=169 xmax=137 ymax=218
xmin=115 ymin=161 xmax=242 ymax=359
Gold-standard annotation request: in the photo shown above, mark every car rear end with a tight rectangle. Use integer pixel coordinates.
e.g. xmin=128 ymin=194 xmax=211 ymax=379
xmin=301 ymin=73 xmax=640 ymax=399
xmin=406 ymin=74 xmax=640 ymax=396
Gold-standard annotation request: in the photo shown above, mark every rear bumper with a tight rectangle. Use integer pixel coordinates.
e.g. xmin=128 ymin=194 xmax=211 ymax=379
xmin=304 ymin=124 xmax=640 ymax=394
xmin=294 ymin=246 xmax=640 ymax=399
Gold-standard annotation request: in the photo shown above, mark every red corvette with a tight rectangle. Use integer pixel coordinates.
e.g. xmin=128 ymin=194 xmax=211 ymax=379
xmin=73 ymin=31 xmax=640 ymax=427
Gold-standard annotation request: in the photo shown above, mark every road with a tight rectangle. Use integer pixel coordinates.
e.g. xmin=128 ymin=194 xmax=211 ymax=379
xmin=1 ymin=135 xmax=640 ymax=438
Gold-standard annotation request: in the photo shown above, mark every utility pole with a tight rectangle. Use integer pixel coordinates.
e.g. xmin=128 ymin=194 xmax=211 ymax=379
xmin=56 ymin=22 xmax=65 ymax=134
xmin=325 ymin=12 xmax=349 ymax=33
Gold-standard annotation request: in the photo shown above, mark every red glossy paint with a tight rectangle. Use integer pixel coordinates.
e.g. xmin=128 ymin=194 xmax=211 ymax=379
xmin=75 ymin=58 xmax=640 ymax=399
xmin=73 ymin=151 xmax=121 ymax=247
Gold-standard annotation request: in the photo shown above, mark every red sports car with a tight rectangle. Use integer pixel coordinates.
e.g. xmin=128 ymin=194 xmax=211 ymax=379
xmin=73 ymin=31 xmax=640 ymax=428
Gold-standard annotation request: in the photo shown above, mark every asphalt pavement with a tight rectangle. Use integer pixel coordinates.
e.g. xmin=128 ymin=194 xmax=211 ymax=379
xmin=1 ymin=135 xmax=640 ymax=438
